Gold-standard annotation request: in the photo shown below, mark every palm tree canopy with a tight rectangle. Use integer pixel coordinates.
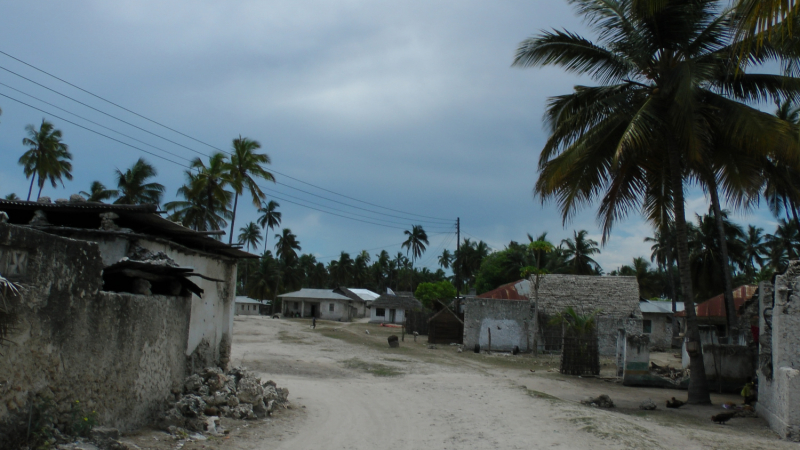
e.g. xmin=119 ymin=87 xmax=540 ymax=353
xmin=80 ymin=181 xmax=118 ymax=203
xmin=274 ymin=228 xmax=301 ymax=265
xmin=238 ymin=222 xmax=263 ymax=252
xmin=402 ymin=225 xmax=429 ymax=263
xmin=19 ymin=119 xmax=73 ymax=200
xmin=226 ymin=136 xmax=275 ymax=206
xmin=114 ymin=158 xmax=165 ymax=205
xmin=516 ymin=0 xmax=800 ymax=241
xmin=561 ymin=230 xmax=602 ymax=275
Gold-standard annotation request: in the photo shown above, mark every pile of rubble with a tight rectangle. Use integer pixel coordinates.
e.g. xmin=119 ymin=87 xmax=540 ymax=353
xmin=581 ymin=394 xmax=615 ymax=408
xmin=159 ymin=366 xmax=289 ymax=433
xmin=649 ymin=362 xmax=688 ymax=380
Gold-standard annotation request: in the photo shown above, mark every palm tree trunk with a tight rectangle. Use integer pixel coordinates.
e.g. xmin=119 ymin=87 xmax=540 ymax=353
xmin=707 ymin=177 xmax=739 ymax=341
xmin=36 ymin=181 xmax=44 ymax=201
xmin=27 ymin=174 xmax=36 ymax=201
xmin=264 ymin=232 xmax=269 ymax=254
xmin=229 ymin=192 xmax=239 ymax=245
xmin=667 ymin=145 xmax=711 ymax=404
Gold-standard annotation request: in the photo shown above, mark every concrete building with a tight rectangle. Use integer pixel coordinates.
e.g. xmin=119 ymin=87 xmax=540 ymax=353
xmin=235 ymin=296 xmax=264 ymax=315
xmin=343 ymin=288 xmax=380 ymax=317
xmin=757 ymin=264 xmax=800 ymax=441
xmin=279 ymin=288 xmax=361 ymax=321
xmin=639 ymin=299 xmax=682 ymax=350
xmin=466 ymin=275 xmax=642 ymax=356
xmin=369 ymin=293 xmax=422 ymax=324
xmin=0 ymin=197 xmax=251 ymax=435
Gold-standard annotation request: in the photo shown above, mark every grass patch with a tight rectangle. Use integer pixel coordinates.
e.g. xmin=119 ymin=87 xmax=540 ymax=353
xmin=343 ymin=358 xmax=403 ymax=377
xmin=277 ymin=330 xmax=312 ymax=344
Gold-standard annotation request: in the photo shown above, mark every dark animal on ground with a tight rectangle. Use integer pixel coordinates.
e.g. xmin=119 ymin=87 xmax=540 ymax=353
xmin=712 ymin=412 xmax=736 ymax=424
xmin=666 ymin=397 xmax=685 ymax=408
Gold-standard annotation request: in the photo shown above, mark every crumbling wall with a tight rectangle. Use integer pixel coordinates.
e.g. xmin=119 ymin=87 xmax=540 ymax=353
xmin=0 ymin=223 xmax=191 ymax=432
xmin=757 ymin=265 xmax=800 ymax=441
xmin=462 ymin=298 xmax=530 ymax=352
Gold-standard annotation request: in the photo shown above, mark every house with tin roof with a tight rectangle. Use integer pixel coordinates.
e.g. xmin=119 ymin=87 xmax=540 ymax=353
xmin=279 ymin=287 xmax=379 ymax=321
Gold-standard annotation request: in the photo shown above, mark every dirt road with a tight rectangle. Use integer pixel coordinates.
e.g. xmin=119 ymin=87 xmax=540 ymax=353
xmin=219 ymin=316 xmax=794 ymax=450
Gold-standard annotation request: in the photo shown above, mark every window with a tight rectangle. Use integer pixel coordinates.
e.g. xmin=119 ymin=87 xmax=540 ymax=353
xmin=329 ymin=303 xmax=335 ymax=312
xmin=643 ymin=320 xmax=652 ymax=334
xmin=375 ymin=308 xmax=385 ymax=316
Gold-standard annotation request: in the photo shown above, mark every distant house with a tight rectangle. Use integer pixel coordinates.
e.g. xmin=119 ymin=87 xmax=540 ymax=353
xmin=465 ymin=275 xmax=642 ymax=355
xmin=369 ymin=293 xmax=422 ymax=324
xmin=235 ymin=296 xmax=264 ymax=316
xmin=338 ymin=287 xmax=380 ymax=317
xmin=675 ymin=285 xmax=757 ymax=345
xmin=279 ymin=287 xmax=377 ymax=321
xmin=639 ymin=299 xmax=683 ymax=350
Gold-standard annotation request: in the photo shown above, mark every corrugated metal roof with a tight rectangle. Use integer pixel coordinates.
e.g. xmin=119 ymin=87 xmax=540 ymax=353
xmin=676 ymin=285 xmax=757 ymax=318
xmin=640 ymin=299 xmax=684 ymax=314
xmin=347 ymin=288 xmax=380 ymax=301
xmin=0 ymin=198 xmax=157 ymax=212
xmin=235 ymin=296 xmax=265 ymax=305
xmin=278 ymin=289 xmax=350 ymax=301
xmin=477 ymin=279 xmax=530 ymax=300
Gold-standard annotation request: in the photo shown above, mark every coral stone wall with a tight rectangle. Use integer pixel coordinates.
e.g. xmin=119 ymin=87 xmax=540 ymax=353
xmin=0 ymin=223 xmax=191 ymax=432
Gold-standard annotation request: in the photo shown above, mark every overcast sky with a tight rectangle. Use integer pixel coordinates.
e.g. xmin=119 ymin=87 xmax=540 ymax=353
xmin=0 ymin=1 xmax=780 ymax=274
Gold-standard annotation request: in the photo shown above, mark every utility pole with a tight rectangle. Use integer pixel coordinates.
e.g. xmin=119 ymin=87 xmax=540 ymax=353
xmin=456 ymin=217 xmax=460 ymax=297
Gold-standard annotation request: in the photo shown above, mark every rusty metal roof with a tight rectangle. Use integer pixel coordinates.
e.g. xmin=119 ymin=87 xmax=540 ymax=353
xmin=477 ymin=279 xmax=530 ymax=300
xmin=676 ymin=285 xmax=757 ymax=318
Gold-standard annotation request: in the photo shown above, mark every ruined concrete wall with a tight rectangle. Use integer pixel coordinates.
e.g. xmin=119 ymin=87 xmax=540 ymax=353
xmin=702 ymin=345 xmax=754 ymax=392
xmin=757 ymin=265 xmax=800 ymax=441
xmin=52 ymin=230 xmax=237 ymax=372
xmin=0 ymin=223 xmax=191 ymax=431
xmin=463 ymin=298 xmax=530 ymax=352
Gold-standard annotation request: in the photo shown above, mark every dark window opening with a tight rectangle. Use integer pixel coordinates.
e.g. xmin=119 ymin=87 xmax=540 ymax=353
xmin=376 ymin=308 xmax=385 ymax=316
xmin=329 ymin=303 xmax=335 ymax=312
xmin=643 ymin=320 xmax=652 ymax=334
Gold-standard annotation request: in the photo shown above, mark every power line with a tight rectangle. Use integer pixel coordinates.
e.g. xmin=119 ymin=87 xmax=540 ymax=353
xmin=0 ymin=92 xmax=450 ymax=232
xmin=0 ymin=50 xmax=454 ymax=223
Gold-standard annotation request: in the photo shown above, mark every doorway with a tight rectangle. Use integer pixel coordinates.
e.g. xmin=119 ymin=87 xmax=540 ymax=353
xmin=310 ymin=304 xmax=317 ymax=318
xmin=389 ymin=309 xmax=396 ymax=323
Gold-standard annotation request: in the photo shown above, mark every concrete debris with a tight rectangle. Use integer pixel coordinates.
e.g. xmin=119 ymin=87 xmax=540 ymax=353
xmin=650 ymin=361 xmax=688 ymax=380
xmin=581 ymin=394 xmax=615 ymax=408
xmin=639 ymin=398 xmax=657 ymax=410
xmin=158 ymin=366 xmax=289 ymax=433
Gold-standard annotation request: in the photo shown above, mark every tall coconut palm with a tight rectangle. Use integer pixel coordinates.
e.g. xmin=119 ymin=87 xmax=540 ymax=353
xmin=114 ymin=158 xmax=164 ymax=205
xmin=274 ymin=228 xmax=301 ymax=265
xmin=19 ymin=119 xmax=73 ymax=201
xmin=80 ymin=181 xmax=118 ymax=203
xmin=184 ymin=152 xmax=233 ymax=229
xmin=225 ymin=136 xmax=275 ymax=244
xmin=743 ymin=225 xmax=768 ymax=279
xmin=766 ymin=218 xmax=800 ymax=271
xmin=514 ymin=0 xmax=800 ymax=403
xmin=4 ymin=193 xmax=19 ymax=201
xmin=165 ymin=170 xmax=232 ymax=232
xmin=438 ymin=249 xmax=453 ymax=270
xmin=238 ymin=222 xmax=263 ymax=253
xmin=402 ymin=225 xmax=429 ymax=265
xmin=561 ymin=230 xmax=601 ymax=275
xmin=257 ymin=200 xmax=282 ymax=253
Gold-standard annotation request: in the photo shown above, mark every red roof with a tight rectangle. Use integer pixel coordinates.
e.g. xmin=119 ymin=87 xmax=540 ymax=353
xmin=477 ymin=279 xmax=528 ymax=301
xmin=676 ymin=285 xmax=757 ymax=318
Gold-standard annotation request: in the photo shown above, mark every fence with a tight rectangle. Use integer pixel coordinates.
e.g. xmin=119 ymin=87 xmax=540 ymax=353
xmin=560 ymin=327 xmax=600 ymax=376
xmin=405 ymin=310 xmax=432 ymax=335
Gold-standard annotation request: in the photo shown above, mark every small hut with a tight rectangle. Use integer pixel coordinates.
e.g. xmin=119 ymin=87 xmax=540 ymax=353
xmin=428 ymin=303 xmax=464 ymax=344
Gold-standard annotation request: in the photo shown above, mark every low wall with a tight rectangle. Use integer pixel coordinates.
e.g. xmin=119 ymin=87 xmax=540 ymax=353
xmin=0 ymin=224 xmax=191 ymax=434
xmin=463 ymin=298 xmax=530 ymax=352
xmin=701 ymin=345 xmax=754 ymax=393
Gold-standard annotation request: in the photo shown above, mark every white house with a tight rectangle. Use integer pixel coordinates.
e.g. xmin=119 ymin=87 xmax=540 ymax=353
xmin=369 ymin=293 xmax=422 ymax=324
xmin=279 ymin=288 xmax=357 ymax=321
xmin=340 ymin=287 xmax=380 ymax=317
xmin=235 ymin=296 xmax=264 ymax=315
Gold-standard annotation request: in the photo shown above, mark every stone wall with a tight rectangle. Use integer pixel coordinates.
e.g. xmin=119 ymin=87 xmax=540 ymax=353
xmin=0 ymin=223 xmax=191 ymax=432
xmin=463 ymin=298 xmax=531 ymax=352
xmin=642 ymin=313 xmax=673 ymax=350
xmin=757 ymin=266 xmax=800 ymax=441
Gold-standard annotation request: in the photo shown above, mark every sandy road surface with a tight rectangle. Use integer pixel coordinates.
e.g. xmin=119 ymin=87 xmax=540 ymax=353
xmin=223 ymin=316 xmax=794 ymax=450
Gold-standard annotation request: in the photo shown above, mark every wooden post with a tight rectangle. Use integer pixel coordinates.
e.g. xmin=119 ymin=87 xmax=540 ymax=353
xmin=487 ymin=327 xmax=492 ymax=354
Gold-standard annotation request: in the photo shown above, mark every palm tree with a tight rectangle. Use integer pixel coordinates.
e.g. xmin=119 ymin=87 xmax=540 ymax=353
xmin=766 ymin=219 xmax=800 ymax=271
xmin=561 ymin=230 xmax=601 ymax=275
xmin=4 ymin=193 xmax=19 ymax=201
xmin=80 ymin=181 xmax=118 ymax=203
xmin=438 ymin=249 xmax=453 ymax=270
xmin=274 ymin=228 xmax=301 ymax=265
xmin=225 ymin=136 xmax=275 ymax=244
xmin=402 ymin=225 xmax=429 ymax=265
xmin=180 ymin=152 xmax=234 ymax=231
xmin=19 ymin=119 xmax=73 ymax=201
xmin=238 ymin=222 xmax=262 ymax=253
xmin=165 ymin=170 xmax=232 ymax=232
xmin=743 ymin=225 xmax=768 ymax=280
xmin=353 ymin=250 xmax=371 ymax=287
xmin=764 ymin=100 xmax=800 ymax=227
xmin=257 ymin=200 xmax=282 ymax=253
xmin=114 ymin=158 xmax=164 ymax=205
xmin=515 ymin=0 xmax=800 ymax=404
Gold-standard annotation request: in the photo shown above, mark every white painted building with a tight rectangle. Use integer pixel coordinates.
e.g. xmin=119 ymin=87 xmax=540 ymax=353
xmin=235 ymin=296 xmax=264 ymax=315
xmin=369 ymin=294 xmax=422 ymax=324
xmin=279 ymin=288 xmax=357 ymax=321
